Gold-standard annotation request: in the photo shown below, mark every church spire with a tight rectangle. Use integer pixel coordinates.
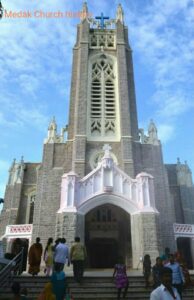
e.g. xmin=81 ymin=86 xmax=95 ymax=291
xmin=80 ymin=1 xmax=88 ymax=21
xmin=116 ymin=3 xmax=124 ymax=24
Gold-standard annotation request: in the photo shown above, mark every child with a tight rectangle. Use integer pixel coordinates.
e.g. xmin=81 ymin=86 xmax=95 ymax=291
xmin=113 ymin=257 xmax=129 ymax=300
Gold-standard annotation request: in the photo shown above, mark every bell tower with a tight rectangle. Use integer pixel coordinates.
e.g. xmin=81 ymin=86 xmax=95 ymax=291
xmin=67 ymin=3 xmax=139 ymax=178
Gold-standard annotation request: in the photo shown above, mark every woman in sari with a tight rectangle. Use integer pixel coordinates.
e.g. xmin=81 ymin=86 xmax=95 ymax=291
xmin=44 ymin=238 xmax=54 ymax=276
xmin=28 ymin=237 xmax=43 ymax=276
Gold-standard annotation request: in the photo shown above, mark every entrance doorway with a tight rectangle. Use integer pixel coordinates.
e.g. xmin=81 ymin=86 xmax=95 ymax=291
xmin=85 ymin=204 xmax=131 ymax=268
xmin=89 ymin=238 xmax=118 ymax=268
xmin=177 ymin=237 xmax=193 ymax=269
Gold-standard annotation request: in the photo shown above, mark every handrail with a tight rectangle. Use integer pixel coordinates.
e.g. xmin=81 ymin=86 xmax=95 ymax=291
xmin=0 ymin=247 xmax=24 ymax=288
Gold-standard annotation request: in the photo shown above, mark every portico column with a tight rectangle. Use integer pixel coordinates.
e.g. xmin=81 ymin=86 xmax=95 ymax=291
xmin=131 ymin=212 xmax=160 ymax=268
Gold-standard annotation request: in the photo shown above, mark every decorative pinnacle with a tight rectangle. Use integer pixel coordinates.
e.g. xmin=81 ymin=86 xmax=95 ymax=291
xmin=116 ymin=3 xmax=124 ymax=23
xmin=81 ymin=1 xmax=88 ymax=20
xmin=103 ymin=144 xmax=112 ymax=157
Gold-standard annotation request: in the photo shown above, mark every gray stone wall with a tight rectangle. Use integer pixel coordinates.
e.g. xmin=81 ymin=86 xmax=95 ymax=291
xmin=23 ymin=163 xmax=40 ymax=184
xmin=32 ymin=142 xmax=73 ymax=246
xmin=0 ymin=183 xmax=22 ymax=236
xmin=165 ymin=164 xmax=194 ymax=224
xmin=165 ymin=164 xmax=184 ymax=223
xmin=55 ymin=212 xmax=85 ymax=249
xmin=131 ymin=212 xmax=160 ymax=268
xmin=133 ymin=142 xmax=176 ymax=253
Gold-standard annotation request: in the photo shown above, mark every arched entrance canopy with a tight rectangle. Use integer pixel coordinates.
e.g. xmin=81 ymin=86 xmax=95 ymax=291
xmin=58 ymin=145 xmax=158 ymax=215
xmin=57 ymin=146 xmax=160 ymax=269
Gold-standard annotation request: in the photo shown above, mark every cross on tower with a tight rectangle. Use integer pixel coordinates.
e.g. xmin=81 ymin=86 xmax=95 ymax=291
xmin=95 ymin=13 xmax=109 ymax=29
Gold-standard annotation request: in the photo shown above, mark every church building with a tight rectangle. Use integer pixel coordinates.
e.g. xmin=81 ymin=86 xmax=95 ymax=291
xmin=0 ymin=3 xmax=194 ymax=269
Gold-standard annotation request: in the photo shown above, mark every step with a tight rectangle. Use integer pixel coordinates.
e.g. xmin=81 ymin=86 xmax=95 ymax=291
xmin=0 ymin=274 xmax=194 ymax=300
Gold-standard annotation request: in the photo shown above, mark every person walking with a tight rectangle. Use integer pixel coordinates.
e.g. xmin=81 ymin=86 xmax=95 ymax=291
xmin=165 ymin=254 xmax=185 ymax=299
xmin=143 ymin=254 xmax=152 ymax=288
xmin=113 ymin=257 xmax=129 ymax=300
xmin=44 ymin=237 xmax=54 ymax=276
xmin=70 ymin=236 xmax=87 ymax=284
xmin=28 ymin=237 xmax=43 ymax=276
xmin=51 ymin=263 xmax=66 ymax=300
xmin=150 ymin=267 xmax=181 ymax=300
xmin=54 ymin=238 xmax=70 ymax=271
xmin=11 ymin=282 xmax=28 ymax=300
xmin=152 ymin=257 xmax=164 ymax=289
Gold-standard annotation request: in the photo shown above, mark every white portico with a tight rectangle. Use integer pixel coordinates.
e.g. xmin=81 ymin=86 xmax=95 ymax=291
xmin=56 ymin=145 xmax=160 ymax=268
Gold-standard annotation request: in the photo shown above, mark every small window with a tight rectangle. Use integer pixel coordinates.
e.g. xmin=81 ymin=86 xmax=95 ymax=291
xmin=29 ymin=195 xmax=35 ymax=224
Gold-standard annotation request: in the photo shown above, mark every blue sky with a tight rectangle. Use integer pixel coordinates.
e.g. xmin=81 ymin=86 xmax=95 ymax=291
xmin=0 ymin=0 xmax=194 ymax=206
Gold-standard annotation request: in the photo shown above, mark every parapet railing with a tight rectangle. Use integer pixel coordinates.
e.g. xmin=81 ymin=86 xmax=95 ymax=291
xmin=0 ymin=247 xmax=24 ymax=289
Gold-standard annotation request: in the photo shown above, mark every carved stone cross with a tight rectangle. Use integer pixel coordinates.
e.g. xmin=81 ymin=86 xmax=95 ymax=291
xmin=103 ymin=144 xmax=112 ymax=156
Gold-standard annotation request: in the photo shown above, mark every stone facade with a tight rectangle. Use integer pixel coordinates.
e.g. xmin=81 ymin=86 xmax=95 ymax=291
xmin=0 ymin=4 xmax=194 ymax=268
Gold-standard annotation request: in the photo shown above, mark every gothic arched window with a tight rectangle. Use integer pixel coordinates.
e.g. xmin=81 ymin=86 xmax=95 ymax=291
xmin=88 ymin=54 xmax=119 ymax=141
xmin=29 ymin=195 xmax=35 ymax=224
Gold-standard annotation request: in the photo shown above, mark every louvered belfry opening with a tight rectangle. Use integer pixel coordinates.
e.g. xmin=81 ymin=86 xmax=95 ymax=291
xmin=90 ymin=55 xmax=116 ymax=137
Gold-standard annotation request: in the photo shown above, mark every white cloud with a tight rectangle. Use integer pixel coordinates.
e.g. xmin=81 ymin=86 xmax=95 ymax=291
xmin=152 ymin=90 xmax=194 ymax=118
xmin=124 ymin=0 xmax=194 ymax=138
xmin=157 ymin=124 xmax=175 ymax=144
xmin=0 ymin=160 xmax=10 ymax=171
xmin=0 ymin=0 xmax=78 ymax=133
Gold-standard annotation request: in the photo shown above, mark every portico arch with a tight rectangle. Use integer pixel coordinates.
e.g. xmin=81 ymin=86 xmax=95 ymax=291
xmin=78 ymin=193 xmax=139 ymax=215
xmin=75 ymin=194 xmax=159 ymax=269
xmin=85 ymin=203 xmax=132 ymax=268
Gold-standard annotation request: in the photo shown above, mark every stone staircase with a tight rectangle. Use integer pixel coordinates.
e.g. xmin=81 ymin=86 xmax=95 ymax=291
xmin=0 ymin=273 xmax=194 ymax=300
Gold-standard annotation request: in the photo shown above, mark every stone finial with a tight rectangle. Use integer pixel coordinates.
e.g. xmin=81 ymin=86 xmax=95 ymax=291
xmin=45 ymin=117 xmax=67 ymax=144
xmin=48 ymin=116 xmax=57 ymax=130
xmin=60 ymin=124 xmax=68 ymax=142
xmin=46 ymin=117 xmax=57 ymax=141
xmin=116 ymin=3 xmax=124 ymax=23
xmin=80 ymin=1 xmax=88 ymax=20
xmin=102 ymin=144 xmax=112 ymax=157
xmin=20 ymin=156 xmax=24 ymax=164
xmin=9 ymin=158 xmax=16 ymax=171
xmin=147 ymin=119 xmax=159 ymax=145
xmin=139 ymin=128 xmax=147 ymax=144
xmin=176 ymin=158 xmax=193 ymax=186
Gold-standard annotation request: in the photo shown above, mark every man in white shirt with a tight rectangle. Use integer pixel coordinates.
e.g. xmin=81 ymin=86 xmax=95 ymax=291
xmin=150 ymin=267 xmax=181 ymax=300
xmin=54 ymin=238 xmax=70 ymax=271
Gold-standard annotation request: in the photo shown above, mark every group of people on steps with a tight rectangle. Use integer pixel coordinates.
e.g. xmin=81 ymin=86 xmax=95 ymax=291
xmin=11 ymin=239 xmax=193 ymax=300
